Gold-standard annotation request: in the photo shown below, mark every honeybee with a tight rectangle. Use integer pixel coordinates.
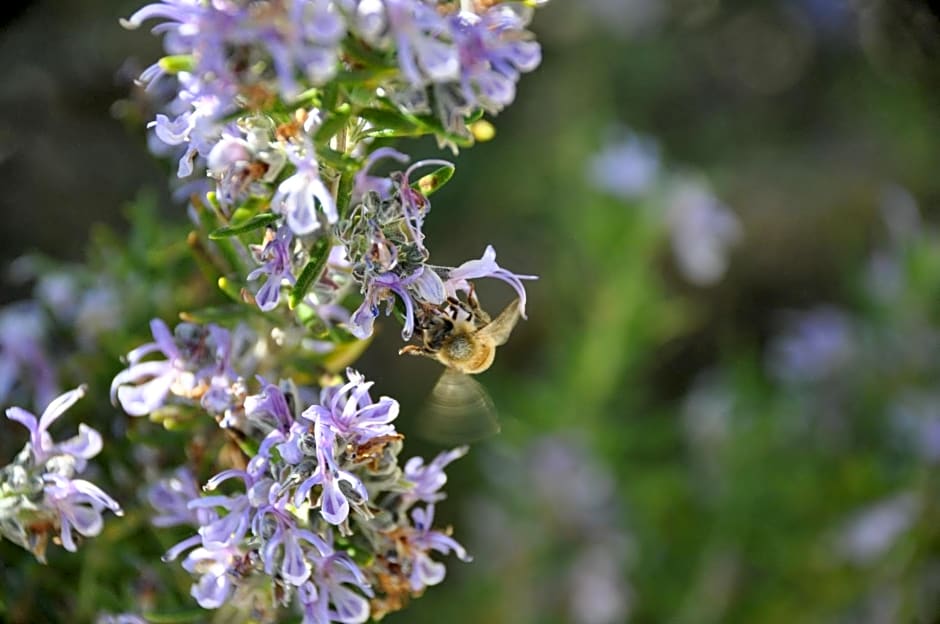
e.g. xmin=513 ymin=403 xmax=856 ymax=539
xmin=399 ymin=296 xmax=521 ymax=374
xmin=399 ymin=295 xmax=522 ymax=443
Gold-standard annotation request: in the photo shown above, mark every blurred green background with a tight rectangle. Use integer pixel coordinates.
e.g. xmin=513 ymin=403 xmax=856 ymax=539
xmin=2 ymin=0 xmax=940 ymax=622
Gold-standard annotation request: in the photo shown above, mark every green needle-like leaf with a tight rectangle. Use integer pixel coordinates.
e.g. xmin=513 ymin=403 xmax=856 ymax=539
xmin=289 ymin=236 xmax=332 ymax=309
xmin=208 ymin=213 xmax=279 ymax=239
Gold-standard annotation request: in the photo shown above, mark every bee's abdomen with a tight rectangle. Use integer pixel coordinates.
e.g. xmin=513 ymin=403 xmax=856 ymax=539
xmin=443 ymin=335 xmax=495 ymax=374
xmin=445 ymin=336 xmax=474 ymax=361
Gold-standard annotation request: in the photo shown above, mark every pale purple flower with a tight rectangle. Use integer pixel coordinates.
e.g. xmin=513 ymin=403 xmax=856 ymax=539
xmin=190 ymin=467 xmax=274 ymax=549
xmin=206 ymin=129 xmax=287 ymax=208
xmin=410 ymin=265 xmax=446 ymax=305
xmin=395 ymin=159 xmax=452 ymax=246
xmin=110 ymin=319 xmax=187 ymax=416
xmin=245 ymin=380 xmax=295 ymax=434
xmin=293 ymin=421 xmax=368 ymax=525
xmin=362 ymin=0 xmax=459 ymax=86
xmin=123 ymin=1 xmax=246 ymax=102
xmin=42 ymin=474 xmax=123 ymax=552
xmin=303 ymin=368 xmax=399 ymax=444
xmin=273 ymin=145 xmax=337 ymax=235
xmin=6 ymin=385 xmax=101 ymax=470
xmin=299 ymin=547 xmax=372 ymax=624
xmin=402 ymin=446 xmax=467 ymax=505
xmin=249 ymin=226 xmax=297 ymax=311
xmin=149 ymin=95 xmax=225 ymax=178
xmin=253 ymin=504 xmax=328 ymax=586
xmin=273 ymin=420 xmax=312 ymax=466
xmin=405 ymin=504 xmax=471 ymax=592
xmin=352 ymin=147 xmax=410 ymax=204
xmin=2 ymin=388 xmax=121 ymax=560
xmin=349 ymin=269 xmax=423 ymax=340
xmin=445 ymin=245 xmax=537 ymax=318
xmin=264 ymin=0 xmax=347 ymax=97
xmin=74 ymin=285 xmax=123 ymax=350
xmin=181 ymin=544 xmax=243 ymax=609
xmin=567 ymin=542 xmax=633 ymax=624
xmin=449 ymin=5 xmax=541 ymax=114
xmin=111 ymin=320 xmax=237 ymax=416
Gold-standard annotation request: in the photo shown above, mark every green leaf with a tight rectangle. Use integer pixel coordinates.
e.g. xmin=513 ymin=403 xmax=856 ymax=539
xmin=318 ymin=147 xmax=360 ymax=172
xmin=178 ymin=305 xmax=251 ymax=324
xmin=336 ymin=170 xmax=355 ymax=219
xmin=208 ymin=213 xmax=279 ymax=239
xmin=315 ymin=107 xmax=352 ymax=145
xmin=411 ymin=113 xmax=474 ymax=148
xmin=358 ymin=108 xmax=425 ymax=137
xmin=289 ymin=236 xmax=332 ymax=309
xmin=321 ymin=82 xmax=340 ymax=112
xmin=412 ymin=164 xmax=455 ymax=196
xmin=335 ymin=67 xmax=399 ymax=86
xmin=341 ymin=36 xmax=395 ymax=69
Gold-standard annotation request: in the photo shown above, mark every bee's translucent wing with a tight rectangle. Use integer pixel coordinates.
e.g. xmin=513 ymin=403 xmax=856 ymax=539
xmin=419 ymin=369 xmax=500 ymax=444
xmin=476 ymin=298 xmax=521 ymax=347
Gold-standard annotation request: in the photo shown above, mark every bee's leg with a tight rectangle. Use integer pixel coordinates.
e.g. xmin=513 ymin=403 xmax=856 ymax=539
xmin=466 ymin=284 xmax=491 ymax=324
xmin=398 ymin=345 xmax=437 ymax=359
xmin=445 ymin=297 xmax=463 ymax=320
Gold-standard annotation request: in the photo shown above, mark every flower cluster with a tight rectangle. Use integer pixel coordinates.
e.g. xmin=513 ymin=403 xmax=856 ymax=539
xmin=103 ymin=1 xmax=549 ymax=620
xmin=341 ymin=149 xmax=536 ymax=340
xmin=125 ymin=1 xmax=541 ymax=173
xmin=0 ymin=387 xmax=122 ymax=562
xmin=121 ymin=0 xmax=542 ymax=348
xmin=110 ymin=318 xmax=254 ymax=427
xmin=143 ymin=368 xmax=469 ymax=622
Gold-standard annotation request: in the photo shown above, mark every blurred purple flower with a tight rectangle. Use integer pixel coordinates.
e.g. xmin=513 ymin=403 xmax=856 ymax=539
xmin=665 ymin=176 xmax=742 ymax=286
xmin=370 ymin=0 xmax=460 ymax=86
xmin=766 ymin=306 xmax=855 ymax=383
xmin=834 ymin=493 xmax=917 ymax=564
xmin=148 ymin=467 xmax=205 ymax=528
xmin=449 ymin=4 xmax=541 ymax=114
xmin=589 ymin=131 xmax=661 ymax=199
xmin=0 ymin=303 xmax=58 ymax=410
